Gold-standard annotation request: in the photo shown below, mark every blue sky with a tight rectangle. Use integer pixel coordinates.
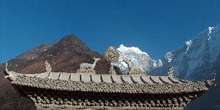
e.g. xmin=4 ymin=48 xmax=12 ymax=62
xmin=1 ymin=0 xmax=220 ymax=63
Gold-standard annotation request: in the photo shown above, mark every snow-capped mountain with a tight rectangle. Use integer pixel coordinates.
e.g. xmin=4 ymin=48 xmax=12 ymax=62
xmin=156 ymin=24 xmax=220 ymax=80
xmin=115 ymin=24 xmax=220 ymax=80
xmin=114 ymin=44 xmax=162 ymax=75
xmin=115 ymin=25 xmax=220 ymax=110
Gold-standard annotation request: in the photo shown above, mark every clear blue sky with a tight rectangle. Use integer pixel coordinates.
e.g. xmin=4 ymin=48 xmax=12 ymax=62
xmin=1 ymin=0 xmax=220 ymax=63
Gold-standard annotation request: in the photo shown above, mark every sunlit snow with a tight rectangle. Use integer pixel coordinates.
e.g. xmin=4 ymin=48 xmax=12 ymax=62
xmin=185 ymin=40 xmax=193 ymax=53
xmin=153 ymin=59 xmax=163 ymax=68
xmin=115 ymin=44 xmax=161 ymax=74
xmin=208 ymin=26 xmax=214 ymax=40
xmin=165 ymin=52 xmax=174 ymax=62
xmin=117 ymin=44 xmax=149 ymax=56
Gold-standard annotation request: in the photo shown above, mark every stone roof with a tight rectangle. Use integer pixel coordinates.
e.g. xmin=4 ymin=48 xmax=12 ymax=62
xmin=4 ymin=58 xmax=215 ymax=94
xmin=25 ymin=72 xmax=187 ymax=84
xmin=5 ymin=70 xmax=213 ymax=94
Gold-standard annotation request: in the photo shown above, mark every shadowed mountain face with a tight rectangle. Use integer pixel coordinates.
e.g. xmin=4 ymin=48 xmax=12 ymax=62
xmin=0 ymin=35 xmax=112 ymax=110
xmin=149 ymin=25 xmax=220 ymax=110
xmin=149 ymin=25 xmax=220 ymax=81
xmin=114 ymin=25 xmax=220 ymax=110
xmin=185 ymin=61 xmax=220 ymax=110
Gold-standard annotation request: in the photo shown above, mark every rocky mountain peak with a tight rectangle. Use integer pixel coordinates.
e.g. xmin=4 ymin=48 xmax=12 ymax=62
xmin=0 ymin=36 xmax=117 ymax=110
xmin=59 ymin=35 xmax=86 ymax=48
xmin=3 ymin=35 xmax=111 ymax=74
xmin=44 ymin=35 xmax=90 ymax=56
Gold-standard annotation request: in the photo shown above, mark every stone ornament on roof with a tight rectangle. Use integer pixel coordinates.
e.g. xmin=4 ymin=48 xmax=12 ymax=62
xmin=104 ymin=46 xmax=119 ymax=62
xmin=104 ymin=46 xmax=119 ymax=74
xmin=205 ymin=73 xmax=217 ymax=87
xmin=45 ymin=60 xmax=52 ymax=73
xmin=4 ymin=62 xmax=18 ymax=81
xmin=77 ymin=57 xmax=100 ymax=73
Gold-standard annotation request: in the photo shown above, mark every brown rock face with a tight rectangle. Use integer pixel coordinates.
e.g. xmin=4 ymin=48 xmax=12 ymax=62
xmin=8 ymin=35 xmax=110 ymax=74
xmin=0 ymin=35 xmax=115 ymax=110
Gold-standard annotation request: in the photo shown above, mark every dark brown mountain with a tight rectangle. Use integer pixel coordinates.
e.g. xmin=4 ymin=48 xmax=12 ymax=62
xmin=0 ymin=35 xmax=115 ymax=109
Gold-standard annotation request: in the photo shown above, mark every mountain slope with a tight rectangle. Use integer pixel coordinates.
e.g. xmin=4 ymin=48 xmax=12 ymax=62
xmin=151 ymin=24 xmax=220 ymax=80
xmin=116 ymin=24 xmax=220 ymax=80
xmin=185 ymin=63 xmax=220 ymax=110
xmin=0 ymin=35 xmax=112 ymax=110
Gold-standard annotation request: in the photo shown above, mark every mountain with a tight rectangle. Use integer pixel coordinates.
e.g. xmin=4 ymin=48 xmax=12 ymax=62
xmin=152 ymin=24 xmax=220 ymax=80
xmin=114 ymin=44 xmax=162 ymax=75
xmin=0 ymin=35 xmax=112 ymax=110
xmin=115 ymin=24 xmax=220 ymax=110
xmin=116 ymin=25 xmax=220 ymax=80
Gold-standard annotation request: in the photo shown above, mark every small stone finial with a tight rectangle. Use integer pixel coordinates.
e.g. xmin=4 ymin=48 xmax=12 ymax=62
xmin=5 ymin=62 xmax=9 ymax=73
xmin=108 ymin=63 xmax=117 ymax=75
xmin=205 ymin=79 xmax=216 ymax=87
xmin=104 ymin=46 xmax=119 ymax=74
xmin=123 ymin=59 xmax=145 ymax=75
xmin=168 ymin=66 xmax=174 ymax=77
xmin=209 ymin=73 xmax=217 ymax=87
xmin=4 ymin=62 xmax=17 ymax=81
xmin=45 ymin=60 xmax=52 ymax=73
xmin=213 ymin=73 xmax=216 ymax=81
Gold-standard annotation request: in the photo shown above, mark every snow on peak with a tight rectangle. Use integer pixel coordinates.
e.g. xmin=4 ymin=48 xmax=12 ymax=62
xmin=208 ymin=26 xmax=214 ymax=40
xmin=115 ymin=44 xmax=157 ymax=74
xmin=185 ymin=40 xmax=193 ymax=53
xmin=155 ymin=24 xmax=220 ymax=80
xmin=165 ymin=52 xmax=174 ymax=62
xmin=117 ymin=44 xmax=149 ymax=57
xmin=208 ymin=26 xmax=214 ymax=34
xmin=153 ymin=59 xmax=163 ymax=68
